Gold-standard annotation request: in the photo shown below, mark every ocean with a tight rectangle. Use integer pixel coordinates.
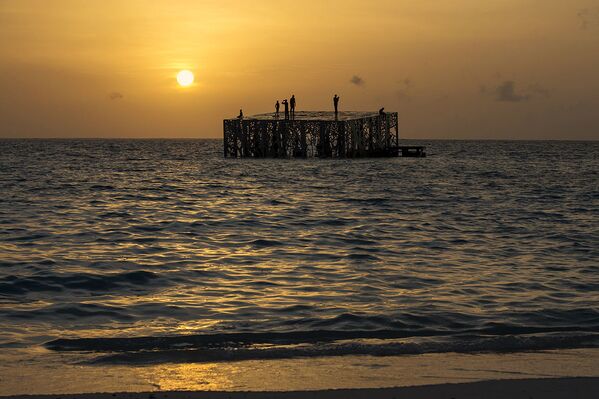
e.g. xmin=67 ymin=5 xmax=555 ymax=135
xmin=0 ymin=139 xmax=598 ymax=373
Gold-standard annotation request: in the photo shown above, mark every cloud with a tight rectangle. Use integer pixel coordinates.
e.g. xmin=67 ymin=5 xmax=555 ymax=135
xmin=396 ymin=78 xmax=413 ymax=101
xmin=402 ymin=78 xmax=412 ymax=88
xmin=349 ymin=75 xmax=364 ymax=86
xmin=528 ymin=83 xmax=550 ymax=98
xmin=481 ymin=79 xmax=550 ymax=103
xmin=487 ymin=81 xmax=550 ymax=102
xmin=495 ymin=81 xmax=530 ymax=102
xmin=578 ymin=8 xmax=599 ymax=30
xmin=108 ymin=92 xmax=124 ymax=100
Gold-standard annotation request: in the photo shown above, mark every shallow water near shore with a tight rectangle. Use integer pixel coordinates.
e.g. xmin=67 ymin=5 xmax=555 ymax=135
xmin=0 ymin=139 xmax=598 ymax=378
xmin=1 ymin=348 xmax=599 ymax=395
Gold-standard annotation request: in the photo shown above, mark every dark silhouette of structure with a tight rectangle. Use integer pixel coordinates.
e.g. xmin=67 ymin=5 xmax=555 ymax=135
xmin=275 ymin=101 xmax=280 ymax=118
xmin=333 ymin=95 xmax=339 ymax=115
xmin=282 ymin=99 xmax=289 ymax=120
xmin=379 ymin=107 xmax=385 ymax=115
xmin=290 ymin=95 xmax=296 ymax=118
xmin=223 ymin=110 xmax=411 ymax=158
xmin=238 ymin=109 xmax=244 ymax=119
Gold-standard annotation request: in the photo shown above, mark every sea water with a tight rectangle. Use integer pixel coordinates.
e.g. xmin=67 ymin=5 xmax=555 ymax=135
xmin=0 ymin=139 xmax=598 ymax=366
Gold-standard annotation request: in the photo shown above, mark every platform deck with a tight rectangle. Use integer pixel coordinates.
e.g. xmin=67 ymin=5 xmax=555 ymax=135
xmin=240 ymin=111 xmax=384 ymax=122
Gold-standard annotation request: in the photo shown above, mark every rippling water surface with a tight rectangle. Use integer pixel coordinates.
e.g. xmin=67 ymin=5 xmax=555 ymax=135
xmin=1 ymin=139 xmax=598 ymax=363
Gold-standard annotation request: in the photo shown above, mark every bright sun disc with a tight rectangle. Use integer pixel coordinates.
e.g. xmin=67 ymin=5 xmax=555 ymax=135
xmin=177 ymin=70 xmax=194 ymax=87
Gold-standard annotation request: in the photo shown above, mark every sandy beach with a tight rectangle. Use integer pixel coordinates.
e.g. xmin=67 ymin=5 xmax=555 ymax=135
xmin=1 ymin=378 xmax=598 ymax=399
xmin=1 ymin=349 xmax=598 ymax=397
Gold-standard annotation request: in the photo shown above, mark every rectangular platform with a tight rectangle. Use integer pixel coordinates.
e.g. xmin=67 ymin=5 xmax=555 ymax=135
xmin=223 ymin=111 xmax=399 ymax=158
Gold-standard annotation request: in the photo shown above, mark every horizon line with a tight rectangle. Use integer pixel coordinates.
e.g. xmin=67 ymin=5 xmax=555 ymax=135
xmin=1 ymin=137 xmax=598 ymax=142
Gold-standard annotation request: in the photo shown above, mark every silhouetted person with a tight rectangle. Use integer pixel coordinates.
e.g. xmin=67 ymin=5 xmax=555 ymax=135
xmin=275 ymin=101 xmax=280 ymax=118
xmin=238 ymin=109 xmax=244 ymax=119
xmin=333 ymin=94 xmax=339 ymax=115
xmin=290 ymin=95 xmax=296 ymax=118
xmin=282 ymin=99 xmax=289 ymax=120
xmin=379 ymin=107 xmax=385 ymax=116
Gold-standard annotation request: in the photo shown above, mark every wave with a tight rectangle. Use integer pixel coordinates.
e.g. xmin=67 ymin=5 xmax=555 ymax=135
xmin=45 ymin=326 xmax=599 ymax=353
xmin=71 ymin=331 xmax=599 ymax=365
xmin=0 ymin=270 xmax=160 ymax=295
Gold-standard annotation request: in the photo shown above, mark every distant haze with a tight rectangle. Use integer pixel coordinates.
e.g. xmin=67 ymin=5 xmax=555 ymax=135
xmin=1 ymin=0 xmax=598 ymax=139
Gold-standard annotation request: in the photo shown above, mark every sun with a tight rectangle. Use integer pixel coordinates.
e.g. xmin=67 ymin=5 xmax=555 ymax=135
xmin=177 ymin=70 xmax=194 ymax=87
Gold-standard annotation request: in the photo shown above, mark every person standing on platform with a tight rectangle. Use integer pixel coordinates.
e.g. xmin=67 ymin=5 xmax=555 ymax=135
xmin=275 ymin=101 xmax=280 ymax=118
xmin=282 ymin=99 xmax=289 ymax=120
xmin=333 ymin=94 xmax=339 ymax=116
xmin=290 ymin=95 xmax=296 ymax=119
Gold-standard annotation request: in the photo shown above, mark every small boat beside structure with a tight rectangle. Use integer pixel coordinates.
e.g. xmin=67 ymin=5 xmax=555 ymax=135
xmin=396 ymin=146 xmax=426 ymax=157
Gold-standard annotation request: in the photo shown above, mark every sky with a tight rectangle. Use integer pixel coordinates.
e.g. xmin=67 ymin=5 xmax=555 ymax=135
xmin=1 ymin=0 xmax=598 ymax=139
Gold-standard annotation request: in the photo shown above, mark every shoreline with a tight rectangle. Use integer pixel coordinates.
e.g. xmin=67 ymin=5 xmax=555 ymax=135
xmin=2 ymin=378 xmax=599 ymax=399
xmin=1 ymin=348 xmax=598 ymax=396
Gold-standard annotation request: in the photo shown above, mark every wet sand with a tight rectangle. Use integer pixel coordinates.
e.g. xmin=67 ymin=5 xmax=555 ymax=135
xmin=1 ymin=349 xmax=599 ymax=397
xmin=1 ymin=378 xmax=598 ymax=399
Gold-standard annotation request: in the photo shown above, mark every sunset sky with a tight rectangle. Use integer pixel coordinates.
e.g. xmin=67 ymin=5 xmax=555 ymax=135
xmin=1 ymin=0 xmax=598 ymax=139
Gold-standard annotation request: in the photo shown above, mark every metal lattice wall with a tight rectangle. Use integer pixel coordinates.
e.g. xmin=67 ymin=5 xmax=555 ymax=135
xmin=223 ymin=113 xmax=399 ymax=158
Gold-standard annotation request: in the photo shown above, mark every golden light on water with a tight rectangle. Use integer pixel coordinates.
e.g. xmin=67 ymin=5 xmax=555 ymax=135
xmin=176 ymin=70 xmax=194 ymax=87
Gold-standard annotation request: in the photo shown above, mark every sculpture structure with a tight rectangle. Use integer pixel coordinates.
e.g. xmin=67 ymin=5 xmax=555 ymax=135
xmin=223 ymin=111 xmax=400 ymax=158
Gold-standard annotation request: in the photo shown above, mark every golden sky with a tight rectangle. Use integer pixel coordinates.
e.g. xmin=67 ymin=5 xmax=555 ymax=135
xmin=1 ymin=0 xmax=598 ymax=139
